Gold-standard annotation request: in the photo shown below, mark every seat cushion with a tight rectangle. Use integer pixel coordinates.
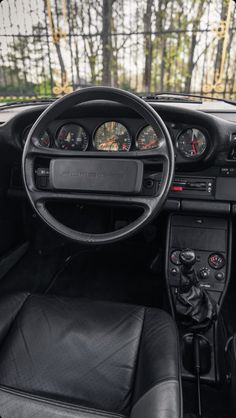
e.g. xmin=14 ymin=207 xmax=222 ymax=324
xmin=0 ymin=293 xmax=182 ymax=417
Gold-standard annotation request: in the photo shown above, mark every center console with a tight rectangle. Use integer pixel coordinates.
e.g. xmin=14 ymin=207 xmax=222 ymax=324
xmin=165 ymin=213 xmax=231 ymax=383
xmin=167 ymin=215 xmax=229 ymax=304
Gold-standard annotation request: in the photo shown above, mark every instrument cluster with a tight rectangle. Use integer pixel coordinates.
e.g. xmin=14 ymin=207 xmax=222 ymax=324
xmin=21 ymin=119 xmax=209 ymax=160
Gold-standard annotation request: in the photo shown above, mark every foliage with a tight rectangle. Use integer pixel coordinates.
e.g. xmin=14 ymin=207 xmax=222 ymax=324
xmin=0 ymin=0 xmax=235 ymax=100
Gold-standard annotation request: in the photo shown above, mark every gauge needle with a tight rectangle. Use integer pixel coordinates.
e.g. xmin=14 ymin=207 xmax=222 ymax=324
xmin=191 ymin=141 xmax=196 ymax=155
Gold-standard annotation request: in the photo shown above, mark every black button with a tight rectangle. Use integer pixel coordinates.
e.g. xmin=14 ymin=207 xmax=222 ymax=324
xmin=170 ymin=267 xmax=179 ymax=276
xmin=215 ymin=272 xmax=225 ymax=281
xmin=199 ymin=267 xmax=210 ymax=280
xmin=144 ymin=179 xmax=154 ymax=189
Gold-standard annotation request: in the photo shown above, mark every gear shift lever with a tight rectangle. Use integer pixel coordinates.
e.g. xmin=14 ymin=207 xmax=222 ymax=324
xmin=179 ymin=249 xmax=196 ymax=273
xmin=179 ymin=249 xmax=197 ymax=291
xmin=176 ymin=248 xmax=217 ymax=329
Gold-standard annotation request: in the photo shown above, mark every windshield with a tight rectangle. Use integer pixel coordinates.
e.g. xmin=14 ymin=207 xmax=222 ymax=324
xmin=0 ymin=0 xmax=235 ymax=102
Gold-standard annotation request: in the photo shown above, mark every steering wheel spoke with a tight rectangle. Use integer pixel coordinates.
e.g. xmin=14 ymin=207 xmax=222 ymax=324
xmin=32 ymin=188 xmax=156 ymax=211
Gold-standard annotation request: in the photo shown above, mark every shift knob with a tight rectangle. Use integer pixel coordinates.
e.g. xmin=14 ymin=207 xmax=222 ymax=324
xmin=179 ymin=249 xmax=196 ymax=270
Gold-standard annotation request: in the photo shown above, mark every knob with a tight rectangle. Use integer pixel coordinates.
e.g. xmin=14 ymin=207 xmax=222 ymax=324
xmin=179 ymin=249 xmax=196 ymax=269
xmin=215 ymin=272 xmax=225 ymax=281
xmin=199 ymin=267 xmax=210 ymax=280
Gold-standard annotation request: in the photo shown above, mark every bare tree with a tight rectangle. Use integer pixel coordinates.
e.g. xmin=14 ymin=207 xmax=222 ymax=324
xmin=185 ymin=0 xmax=205 ymax=91
xmin=213 ymin=0 xmax=228 ymax=86
xmin=102 ymin=0 xmax=114 ymax=85
xmin=143 ymin=0 xmax=154 ymax=92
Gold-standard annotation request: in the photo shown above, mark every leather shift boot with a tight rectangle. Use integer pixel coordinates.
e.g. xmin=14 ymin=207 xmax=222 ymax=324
xmin=175 ymin=269 xmax=217 ymax=329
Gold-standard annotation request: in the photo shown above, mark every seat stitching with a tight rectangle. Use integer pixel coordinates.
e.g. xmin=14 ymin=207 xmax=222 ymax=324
xmin=78 ymin=334 xmax=142 ymax=381
xmin=0 ymin=385 xmax=126 ymax=418
xmin=129 ymin=308 xmax=182 ymax=417
xmin=129 ymin=306 xmax=146 ymax=410
xmin=131 ymin=379 xmax=179 ymax=410
xmin=174 ymin=319 xmax=183 ymax=418
xmin=134 ymin=375 xmax=180 ymax=393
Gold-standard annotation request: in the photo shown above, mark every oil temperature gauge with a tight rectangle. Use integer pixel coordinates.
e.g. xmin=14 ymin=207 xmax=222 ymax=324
xmin=56 ymin=123 xmax=89 ymax=151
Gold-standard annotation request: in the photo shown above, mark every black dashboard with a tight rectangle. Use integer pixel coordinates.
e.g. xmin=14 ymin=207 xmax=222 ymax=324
xmin=1 ymin=99 xmax=236 ymax=216
xmin=20 ymin=117 xmax=211 ymax=163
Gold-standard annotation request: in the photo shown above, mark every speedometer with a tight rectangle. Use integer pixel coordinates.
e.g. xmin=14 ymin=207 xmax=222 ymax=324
xmin=56 ymin=124 xmax=89 ymax=150
xmin=176 ymin=128 xmax=207 ymax=159
xmin=94 ymin=121 xmax=131 ymax=151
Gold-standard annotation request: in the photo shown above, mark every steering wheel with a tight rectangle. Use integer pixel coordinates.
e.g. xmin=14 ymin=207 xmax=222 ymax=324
xmin=22 ymin=87 xmax=175 ymax=245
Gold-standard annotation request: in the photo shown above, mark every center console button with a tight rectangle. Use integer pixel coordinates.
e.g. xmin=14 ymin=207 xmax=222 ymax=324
xmin=170 ymin=267 xmax=179 ymax=276
xmin=198 ymin=267 xmax=210 ymax=280
xmin=215 ymin=272 xmax=225 ymax=281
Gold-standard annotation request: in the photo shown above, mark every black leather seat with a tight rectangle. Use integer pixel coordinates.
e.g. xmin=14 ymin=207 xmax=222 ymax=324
xmin=0 ymin=293 xmax=182 ymax=417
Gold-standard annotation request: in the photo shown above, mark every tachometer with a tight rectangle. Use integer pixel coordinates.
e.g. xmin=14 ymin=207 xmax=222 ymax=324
xmin=94 ymin=121 xmax=131 ymax=151
xmin=136 ymin=125 xmax=160 ymax=150
xmin=56 ymin=124 xmax=89 ymax=150
xmin=176 ymin=128 xmax=207 ymax=159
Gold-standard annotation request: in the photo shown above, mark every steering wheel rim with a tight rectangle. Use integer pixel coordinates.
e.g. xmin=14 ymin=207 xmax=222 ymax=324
xmin=22 ymin=87 xmax=175 ymax=245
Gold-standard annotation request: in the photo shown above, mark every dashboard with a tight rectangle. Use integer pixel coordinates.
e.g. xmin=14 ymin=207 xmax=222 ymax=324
xmin=20 ymin=117 xmax=211 ymax=163
xmin=1 ymin=99 xmax=236 ymax=216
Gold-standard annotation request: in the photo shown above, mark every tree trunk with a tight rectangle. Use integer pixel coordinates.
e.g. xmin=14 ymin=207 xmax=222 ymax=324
xmin=49 ymin=3 xmax=66 ymax=86
xmin=155 ymin=0 xmax=166 ymax=92
xmin=185 ymin=0 xmax=205 ymax=92
xmin=102 ymin=0 xmax=113 ymax=85
xmin=213 ymin=0 xmax=228 ymax=85
xmin=143 ymin=0 xmax=153 ymax=92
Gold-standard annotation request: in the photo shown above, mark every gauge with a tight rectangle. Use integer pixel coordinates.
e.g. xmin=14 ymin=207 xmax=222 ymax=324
xmin=22 ymin=126 xmax=50 ymax=148
xmin=208 ymin=253 xmax=225 ymax=270
xmin=56 ymin=124 xmax=89 ymax=150
xmin=94 ymin=121 xmax=131 ymax=151
xmin=176 ymin=128 xmax=207 ymax=159
xmin=136 ymin=125 xmax=160 ymax=150
xmin=38 ymin=130 xmax=50 ymax=147
xmin=170 ymin=250 xmax=181 ymax=265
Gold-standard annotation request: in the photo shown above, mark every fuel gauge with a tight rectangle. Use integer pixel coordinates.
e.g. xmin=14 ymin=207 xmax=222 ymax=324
xmin=38 ymin=130 xmax=51 ymax=147
xmin=22 ymin=126 xmax=50 ymax=148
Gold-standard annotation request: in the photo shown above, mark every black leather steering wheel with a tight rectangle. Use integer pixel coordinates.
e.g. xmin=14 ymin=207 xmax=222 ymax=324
xmin=22 ymin=87 xmax=175 ymax=244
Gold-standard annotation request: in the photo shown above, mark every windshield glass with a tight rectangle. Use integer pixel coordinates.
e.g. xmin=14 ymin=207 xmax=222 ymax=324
xmin=0 ymin=0 xmax=235 ymax=102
